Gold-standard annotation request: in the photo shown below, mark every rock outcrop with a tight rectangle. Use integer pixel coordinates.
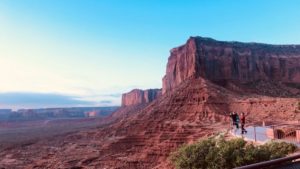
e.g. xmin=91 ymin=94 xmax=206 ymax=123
xmin=121 ymin=89 xmax=162 ymax=106
xmin=163 ymin=36 xmax=300 ymax=94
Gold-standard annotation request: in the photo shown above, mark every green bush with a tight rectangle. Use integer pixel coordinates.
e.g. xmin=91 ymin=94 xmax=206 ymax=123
xmin=170 ymin=137 xmax=297 ymax=169
xmin=261 ymin=141 xmax=297 ymax=159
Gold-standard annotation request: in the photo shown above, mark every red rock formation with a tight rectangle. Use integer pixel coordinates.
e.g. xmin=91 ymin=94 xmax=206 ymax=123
xmin=121 ymin=89 xmax=162 ymax=106
xmin=163 ymin=37 xmax=300 ymax=94
xmin=1 ymin=37 xmax=300 ymax=169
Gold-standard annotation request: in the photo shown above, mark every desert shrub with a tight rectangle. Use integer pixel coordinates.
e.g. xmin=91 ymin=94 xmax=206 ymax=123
xmin=170 ymin=138 xmax=216 ymax=169
xmin=170 ymin=137 xmax=297 ymax=169
xmin=261 ymin=141 xmax=297 ymax=159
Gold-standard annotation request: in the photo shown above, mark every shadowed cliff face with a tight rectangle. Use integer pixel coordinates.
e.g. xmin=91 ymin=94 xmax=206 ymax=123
xmin=163 ymin=37 xmax=300 ymax=94
xmin=121 ymin=89 xmax=162 ymax=106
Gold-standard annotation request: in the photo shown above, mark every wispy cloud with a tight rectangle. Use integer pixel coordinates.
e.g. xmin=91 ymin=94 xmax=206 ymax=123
xmin=99 ymin=100 xmax=112 ymax=104
xmin=101 ymin=93 xmax=122 ymax=98
xmin=0 ymin=92 xmax=98 ymax=109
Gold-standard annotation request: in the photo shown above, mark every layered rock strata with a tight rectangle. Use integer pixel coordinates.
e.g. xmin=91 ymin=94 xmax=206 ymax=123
xmin=163 ymin=37 xmax=300 ymax=94
xmin=121 ymin=89 xmax=162 ymax=106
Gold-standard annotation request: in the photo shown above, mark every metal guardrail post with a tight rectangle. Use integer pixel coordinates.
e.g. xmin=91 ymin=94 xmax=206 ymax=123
xmin=229 ymin=118 xmax=231 ymax=132
xmin=254 ymin=126 xmax=257 ymax=142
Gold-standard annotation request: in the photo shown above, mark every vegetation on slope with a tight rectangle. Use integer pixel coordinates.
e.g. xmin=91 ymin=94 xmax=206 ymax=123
xmin=170 ymin=137 xmax=297 ymax=169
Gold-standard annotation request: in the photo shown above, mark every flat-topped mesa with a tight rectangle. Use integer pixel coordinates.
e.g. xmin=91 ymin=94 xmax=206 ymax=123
xmin=121 ymin=89 xmax=162 ymax=107
xmin=162 ymin=36 xmax=300 ymax=94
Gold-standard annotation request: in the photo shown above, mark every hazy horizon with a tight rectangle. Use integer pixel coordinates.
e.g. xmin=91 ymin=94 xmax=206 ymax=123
xmin=1 ymin=0 xmax=300 ymax=109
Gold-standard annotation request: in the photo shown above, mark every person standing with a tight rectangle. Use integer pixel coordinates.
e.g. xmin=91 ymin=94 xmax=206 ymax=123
xmin=241 ymin=112 xmax=247 ymax=134
xmin=232 ymin=112 xmax=239 ymax=129
xmin=235 ymin=112 xmax=240 ymax=129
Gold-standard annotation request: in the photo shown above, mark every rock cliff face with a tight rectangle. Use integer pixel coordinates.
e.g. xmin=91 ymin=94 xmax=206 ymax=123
xmin=121 ymin=89 xmax=162 ymax=106
xmin=163 ymin=37 xmax=300 ymax=94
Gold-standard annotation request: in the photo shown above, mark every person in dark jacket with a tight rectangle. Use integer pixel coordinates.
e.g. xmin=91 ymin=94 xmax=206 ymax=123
xmin=232 ymin=112 xmax=239 ymax=129
xmin=235 ymin=112 xmax=240 ymax=129
xmin=241 ymin=112 xmax=247 ymax=134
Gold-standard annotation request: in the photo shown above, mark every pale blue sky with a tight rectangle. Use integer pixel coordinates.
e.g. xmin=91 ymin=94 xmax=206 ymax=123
xmin=0 ymin=0 xmax=300 ymax=109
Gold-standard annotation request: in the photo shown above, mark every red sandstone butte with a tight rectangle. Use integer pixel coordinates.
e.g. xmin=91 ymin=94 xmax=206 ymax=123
xmin=163 ymin=36 xmax=300 ymax=94
xmin=121 ymin=89 xmax=162 ymax=106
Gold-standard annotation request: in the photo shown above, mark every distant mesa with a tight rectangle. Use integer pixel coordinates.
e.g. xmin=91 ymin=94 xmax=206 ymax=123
xmin=85 ymin=111 xmax=98 ymax=117
xmin=121 ymin=89 xmax=162 ymax=106
xmin=0 ymin=107 xmax=119 ymax=121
